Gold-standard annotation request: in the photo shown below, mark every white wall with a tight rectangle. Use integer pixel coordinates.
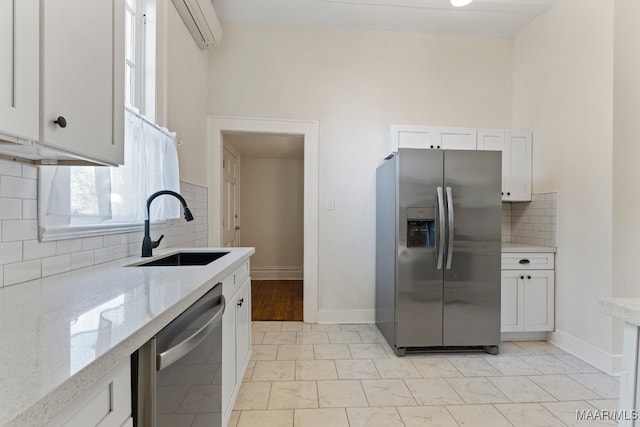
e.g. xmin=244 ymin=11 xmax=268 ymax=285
xmin=208 ymin=25 xmax=513 ymax=320
xmin=512 ymin=0 xmax=616 ymax=370
xmin=612 ymin=0 xmax=640 ymax=349
xmin=240 ymin=157 xmax=304 ymax=279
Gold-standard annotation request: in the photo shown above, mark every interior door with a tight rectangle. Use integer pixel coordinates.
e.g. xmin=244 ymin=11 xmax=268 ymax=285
xmin=222 ymin=146 xmax=240 ymax=247
xmin=442 ymin=150 xmax=502 ymax=346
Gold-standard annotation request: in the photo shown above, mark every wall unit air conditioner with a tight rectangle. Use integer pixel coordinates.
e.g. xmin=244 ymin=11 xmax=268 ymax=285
xmin=172 ymin=0 xmax=223 ymax=49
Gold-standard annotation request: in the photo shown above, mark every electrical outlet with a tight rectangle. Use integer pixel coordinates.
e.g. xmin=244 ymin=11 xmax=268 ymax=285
xmin=327 ymin=198 xmax=335 ymax=211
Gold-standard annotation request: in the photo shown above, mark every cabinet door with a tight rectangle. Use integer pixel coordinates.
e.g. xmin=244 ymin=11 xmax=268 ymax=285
xmin=523 ymin=270 xmax=554 ymax=331
xmin=501 ymin=271 xmax=524 ymax=332
xmin=41 ymin=0 xmax=124 ymax=165
xmin=0 ymin=0 xmax=38 ymax=142
xmin=478 ymin=129 xmax=507 ymax=197
xmin=235 ymin=277 xmax=252 ymax=382
xmin=504 ymin=130 xmax=532 ymax=201
xmin=221 ymin=294 xmax=237 ymax=417
xmin=436 ymin=127 xmax=477 ymax=150
xmin=396 ymin=128 xmax=437 ymax=150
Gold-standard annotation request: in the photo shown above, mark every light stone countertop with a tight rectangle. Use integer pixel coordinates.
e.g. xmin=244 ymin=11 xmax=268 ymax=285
xmin=599 ymin=298 xmax=640 ymax=327
xmin=0 ymin=247 xmax=254 ymax=427
xmin=501 ymin=243 xmax=557 ymax=253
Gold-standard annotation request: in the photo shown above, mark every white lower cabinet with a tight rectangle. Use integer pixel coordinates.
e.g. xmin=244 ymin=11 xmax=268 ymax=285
xmin=47 ymin=359 xmax=131 ymax=427
xmin=501 ymin=253 xmax=555 ymax=333
xmin=222 ymin=262 xmax=252 ymax=427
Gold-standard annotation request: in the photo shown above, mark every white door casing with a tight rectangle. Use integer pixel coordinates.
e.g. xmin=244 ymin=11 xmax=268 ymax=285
xmin=208 ymin=116 xmax=319 ymax=323
xmin=222 ymin=145 xmax=240 ymax=247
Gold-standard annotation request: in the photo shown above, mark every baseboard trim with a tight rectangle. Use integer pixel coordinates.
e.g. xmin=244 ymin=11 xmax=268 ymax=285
xmin=251 ymin=266 xmax=303 ymax=280
xmin=548 ymin=329 xmax=623 ymax=376
xmin=318 ymin=309 xmax=375 ymax=324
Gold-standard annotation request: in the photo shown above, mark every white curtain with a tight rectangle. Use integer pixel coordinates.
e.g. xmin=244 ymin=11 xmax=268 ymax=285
xmin=40 ymin=107 xmax=180 ymax=233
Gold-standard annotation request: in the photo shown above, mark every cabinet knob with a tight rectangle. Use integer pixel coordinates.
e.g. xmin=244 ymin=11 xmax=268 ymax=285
xmin=430 ymin=145 xmax=434 ymax=149
xmin=235 ymin=226 xmax=241 ymax=230
xmin=237 ymin=298 xmax=244 ymax=307
xmin=520 ymin=275 xmax=525 ymax=280
xmin=501 ymin=192 xmax=504 ymax=196
xmin=519 ymin=259 xmax=530 ymax=264
xmin=527 ymin=275 xmax=531 ymax=280
xmin=437 ymin=145 xmax=441 ymax=149
xmin=53 ymin=116 xmax=67 ymax=128
xmin=507 ymin=192 xmax=511 ymax=196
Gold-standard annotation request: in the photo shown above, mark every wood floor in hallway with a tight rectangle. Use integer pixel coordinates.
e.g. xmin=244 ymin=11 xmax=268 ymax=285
xmin=251 ymin=280 xmax=303 ymax=321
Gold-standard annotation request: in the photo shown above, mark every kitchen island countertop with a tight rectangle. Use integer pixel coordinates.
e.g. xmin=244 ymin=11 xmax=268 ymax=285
xmin=0 ymin=247 xmax=254 ymax=427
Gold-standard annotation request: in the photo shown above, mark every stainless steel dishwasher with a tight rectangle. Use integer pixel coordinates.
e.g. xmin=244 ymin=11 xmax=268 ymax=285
xmin=134 ymin=283 xmax=225 ymax=427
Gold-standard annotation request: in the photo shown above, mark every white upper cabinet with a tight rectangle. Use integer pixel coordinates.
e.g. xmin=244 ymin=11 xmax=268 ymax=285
xmin=478 ymin=129 xmax=532 ymax=202
xmin=390 ymin=125 xmax=476 ymax=152
xmin=0 ymin=0 xmax=39 ymax=143
xmin=40 ymin=0 xmax=125 ymax=165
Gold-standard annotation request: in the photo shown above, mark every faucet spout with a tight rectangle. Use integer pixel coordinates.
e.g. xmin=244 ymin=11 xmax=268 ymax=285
xmin=142 ymin=190 xmax=194 ymax=257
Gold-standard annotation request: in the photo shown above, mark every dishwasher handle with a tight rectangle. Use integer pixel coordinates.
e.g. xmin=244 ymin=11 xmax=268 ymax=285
xmin=157 ymin=295 xmax=226 ymax=371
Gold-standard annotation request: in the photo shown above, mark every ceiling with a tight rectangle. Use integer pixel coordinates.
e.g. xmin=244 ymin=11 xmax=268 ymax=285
xmin=211 ymin=0 xmax=558 ymax=39
xmin=223 ymin=132 xmax=304 ymax=159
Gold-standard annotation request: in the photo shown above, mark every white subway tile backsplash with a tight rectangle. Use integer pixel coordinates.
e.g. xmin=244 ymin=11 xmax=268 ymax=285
xmin=0 ymin=242 xmax=23 ymax=264
xmin=508 ymin=192 xmax=558 ymax=247
xmin=2 ymin=220 xmax=37 ymax=242
xmin=0 ymin=157 xmax=209 ymax=286
xmin=0 ymin=198 xmax=22 ymax=219
xmin=23 ymin=240 xmax=57 ymax=261
xmin=42 ymin=254 xmax=71 ymax=277
xmin=0 ymin=175 xmax=37 ymax=199
xmin=4 ymin=260 xmax=41 ymax=286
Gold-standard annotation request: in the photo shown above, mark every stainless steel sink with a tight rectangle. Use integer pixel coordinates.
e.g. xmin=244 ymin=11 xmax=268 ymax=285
xmin=133 ymin=251 xmax=229 ymax=267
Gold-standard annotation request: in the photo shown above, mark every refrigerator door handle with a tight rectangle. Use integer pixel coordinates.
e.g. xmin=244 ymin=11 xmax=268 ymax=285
xmin=436 ymin=186 xmax=446 ymax=269
xmin=446 ymin=186 xmax=454 ymax=269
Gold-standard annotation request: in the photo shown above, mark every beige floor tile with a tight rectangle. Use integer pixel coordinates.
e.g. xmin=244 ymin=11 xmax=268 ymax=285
xmin=252 ymin=360 xmax=296 ymax=381
xmin=483 ymin=356 xmax=541 ymax=376
xmin=281 ymin=322 xmax=313 ymax=332
xmin=335 ymin=359 xmax=380 ymax=379
xmin=311 ymin=324 xmax=342 ymax=332
xmin=313 ymin=344 xmax=351 ymax=360
xmin=448 ymin=357 xmax=503 ymax=377
xmin=340 ymin=324 xmax=374 ymax=332
xmin=586 ymin=399 xmax=619 ymax=411
xmin=495 ymin=403 xmax=565 ymax=427
xmin=244 ymin=360 xmax=256 ymax=381
xmin=404 ymin=378 xmax=465 ymax=405
xmin=446 ymin=377 xmax=510 ymax=404
xmin=554 ymin=354 xmax=603 ymax=373
xmin=528 ymin=375 xmax=601 ymax=401
xmin=268 ymin=381 xmax=318 ymax=409
xmin=252 ymin=332 xmax=265 ymax=344
xmin=488 ymin=376 xmax=556 ymax=403
xmin=296 ymin=360 xmax=338 ymax=380
xmin=328 ymin=331 xmax=363 ymax=344
xmin=447 ymin=404 xmax=513 ymax=427
xmin=358 ymin=330 xmax=386 ymax=344
xmin=346 ymin=407 xmax=405 ymax=427
xmin=296 ymin=332 xmax=330 ymax=344
xmin=348 ymin=343 xmax=389 ymax=359
xmin=374 ymin=358 xmax=422 ymax=379
xmin=361 ymin=379 xmax=417 ymax=406
xmin=262 ymin=331 xmax=298 ymax=345
xmin=411 ymin=358 xmax=463 ymax=378
xmin=228 ymin=411 xmax=240 ymax=427
xmin=542 ymin=401 xmax=617 ymax=426
xmin=397 ymin=406 xmax=459 ymax=427
xmin=518 ymin=355 xmax=579 ymax=374
xmin=569 ymin=373 xmax=620 ymax=398
xmin=252 ymin=344 xmax=279 ymax=361
xmin=317 ymin=379 xmax=368 ymax=407
xmin=237 ymin=409 xmax=294 ymax=427
xmin=252 ymin=321 xmax=284 ymax=332
xmin=499 ymin=342 xmax=530 ymax=355
xmin=234 ymin=382 xmax=272 ymax=410
xmin=294 ymin=408 xmax=350 ymax=427
xmin=513 ymin=341 xmax=566 ymax=355
xmin=277 ymin=344 xmax=315 ymax=361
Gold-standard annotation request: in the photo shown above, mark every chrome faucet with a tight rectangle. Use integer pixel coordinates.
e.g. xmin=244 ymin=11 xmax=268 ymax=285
xmin=142 ymin=190 xmax=194 ymax=257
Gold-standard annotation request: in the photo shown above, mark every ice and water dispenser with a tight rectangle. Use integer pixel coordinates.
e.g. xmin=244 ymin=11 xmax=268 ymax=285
xmin=406 ymin=207 xmax=436 ymax=248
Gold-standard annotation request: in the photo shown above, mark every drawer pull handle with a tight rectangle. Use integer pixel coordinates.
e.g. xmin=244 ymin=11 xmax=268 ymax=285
xmin=519 ymin=259 xmax=530 ymax=264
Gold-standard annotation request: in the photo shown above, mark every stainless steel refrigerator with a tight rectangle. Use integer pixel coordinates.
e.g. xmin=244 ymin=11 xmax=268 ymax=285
xmin=376 ymin=148 xmax=502 ymax=356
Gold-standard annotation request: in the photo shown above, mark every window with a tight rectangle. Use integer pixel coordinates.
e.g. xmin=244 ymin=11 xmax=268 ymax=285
xmin=38 ymin=0 xmax=179 ymax=241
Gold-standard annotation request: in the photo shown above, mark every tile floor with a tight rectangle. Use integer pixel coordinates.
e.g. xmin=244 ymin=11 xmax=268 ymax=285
xmin=229 ymin=322 xmax=620 ymax=427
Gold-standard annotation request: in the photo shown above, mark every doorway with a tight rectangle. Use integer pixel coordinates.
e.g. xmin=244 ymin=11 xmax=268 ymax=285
xmin=222 ymin=132 xmax=304 ymax=321
xmin=208 ymin=117 xmax=319 ymax=323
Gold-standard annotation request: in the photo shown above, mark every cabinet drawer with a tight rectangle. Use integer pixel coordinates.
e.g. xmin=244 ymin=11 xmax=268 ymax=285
xmin=501 ymin=253 xmax=554 ymax=270
xmin=223 ymin=260 xmax=251 ymax=297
